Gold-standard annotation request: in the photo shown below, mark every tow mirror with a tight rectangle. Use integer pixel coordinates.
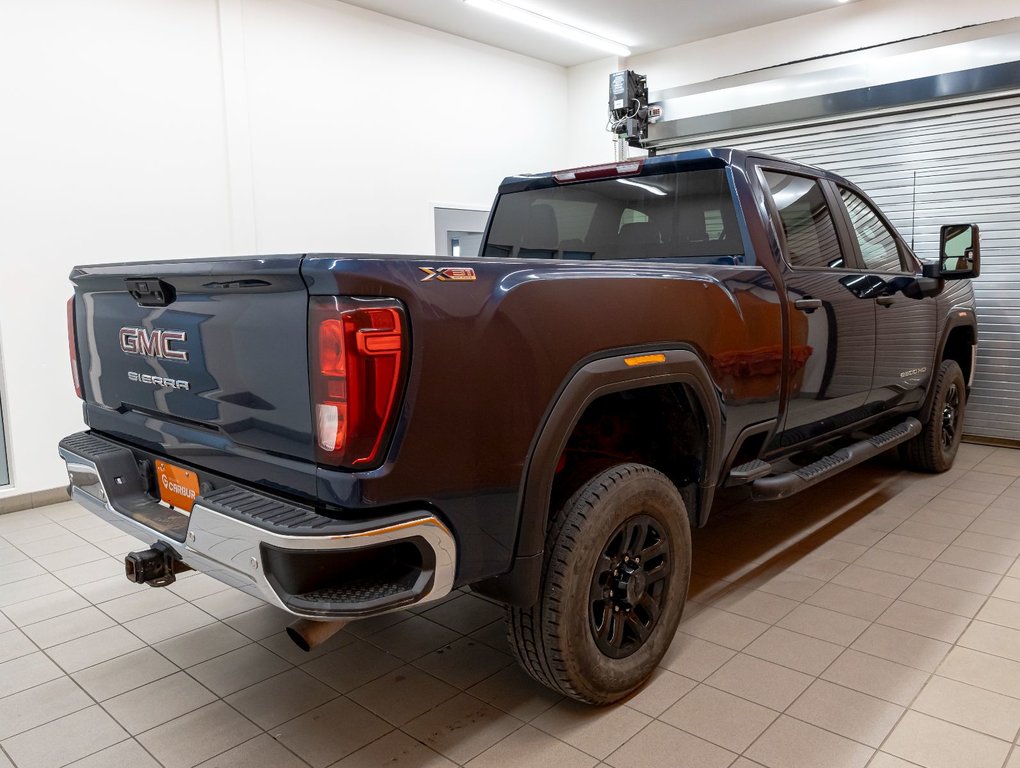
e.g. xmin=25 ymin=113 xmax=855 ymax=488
xmin=925 ymin=224 xmax=980 ymax=280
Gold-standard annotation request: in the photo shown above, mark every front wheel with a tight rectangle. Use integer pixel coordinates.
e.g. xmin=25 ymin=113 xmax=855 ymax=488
xmin=506 ymin=463 xmax=692 ymax=705
xmin=900 ymin=359 xmax=967 ymax=473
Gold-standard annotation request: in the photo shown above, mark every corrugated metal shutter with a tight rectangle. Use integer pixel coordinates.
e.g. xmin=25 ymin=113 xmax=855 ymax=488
xmin=664 ymin=95 xmax=1020 ymax=442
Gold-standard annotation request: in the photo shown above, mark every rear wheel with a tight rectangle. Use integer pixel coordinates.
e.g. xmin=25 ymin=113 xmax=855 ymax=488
xmin=506 ymin=463 xmax=692 ymax=705
xmin=900 ymin=359 xmax=966 ymax=473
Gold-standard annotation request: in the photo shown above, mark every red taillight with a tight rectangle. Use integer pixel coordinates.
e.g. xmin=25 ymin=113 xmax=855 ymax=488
xmin=310 ymin=297 xmax=406 ymax=467
xmin=67 ymin=296 xmax=83 ymax=399
xmin=553 ymin=159 xmax=644 ymax=184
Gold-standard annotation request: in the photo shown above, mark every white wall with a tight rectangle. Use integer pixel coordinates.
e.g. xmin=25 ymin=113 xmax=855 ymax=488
xmin=0 ymin=0 xmax=567 ymax=497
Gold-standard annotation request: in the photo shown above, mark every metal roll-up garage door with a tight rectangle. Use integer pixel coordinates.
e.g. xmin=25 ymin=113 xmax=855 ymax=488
xmin=668 ymin=95 xmax=1020 ymax=442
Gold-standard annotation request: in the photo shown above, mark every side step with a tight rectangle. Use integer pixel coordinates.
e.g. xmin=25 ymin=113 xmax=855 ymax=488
xmin=749 ymin=417 xmax=922 ymax=501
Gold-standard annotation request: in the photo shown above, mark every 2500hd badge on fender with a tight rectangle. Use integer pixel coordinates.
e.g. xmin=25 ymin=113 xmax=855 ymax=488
xmin=60 ymin=148 xmax=979 ymax=704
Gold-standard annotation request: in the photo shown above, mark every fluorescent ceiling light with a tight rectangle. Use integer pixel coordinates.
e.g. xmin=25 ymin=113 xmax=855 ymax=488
xmin=464 ymin=0 xmax=631 ymax=57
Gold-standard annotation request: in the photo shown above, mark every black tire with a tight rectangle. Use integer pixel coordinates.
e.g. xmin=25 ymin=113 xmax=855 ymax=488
xmin=506 ymin=463 xmax=692 ymax=705
xmin=900 ymin=359 xmax=966 ymax=473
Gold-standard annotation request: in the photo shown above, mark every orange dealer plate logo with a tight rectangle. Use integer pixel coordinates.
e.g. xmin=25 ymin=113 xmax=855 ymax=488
xmin=155 ymin=460 xmax=199 ymax=514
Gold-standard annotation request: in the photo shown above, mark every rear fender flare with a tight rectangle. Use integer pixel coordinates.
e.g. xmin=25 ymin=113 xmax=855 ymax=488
xmin=516 ymin=348 xmax=723 ymax=562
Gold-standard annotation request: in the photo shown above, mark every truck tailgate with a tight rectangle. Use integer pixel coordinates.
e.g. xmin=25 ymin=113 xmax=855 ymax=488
xmin=70 ymin=255 xmax=317 ymax=498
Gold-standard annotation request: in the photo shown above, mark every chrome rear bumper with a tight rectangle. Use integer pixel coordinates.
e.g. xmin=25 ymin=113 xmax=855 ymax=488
xmin=59 ymin=432 xmax=456 ymax=619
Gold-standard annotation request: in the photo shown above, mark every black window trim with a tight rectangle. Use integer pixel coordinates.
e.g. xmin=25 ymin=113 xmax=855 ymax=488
xmin=754 ymin=162 xmax=865 ymax=274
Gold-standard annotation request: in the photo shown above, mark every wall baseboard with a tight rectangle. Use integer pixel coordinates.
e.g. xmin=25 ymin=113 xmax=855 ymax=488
xmin=0 ymin=487 xmax=71 ymax=515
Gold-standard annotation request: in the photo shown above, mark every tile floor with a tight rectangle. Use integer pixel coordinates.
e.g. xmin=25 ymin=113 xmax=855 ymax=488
xmin=1 ymin=443 xmax=1020 ymax=767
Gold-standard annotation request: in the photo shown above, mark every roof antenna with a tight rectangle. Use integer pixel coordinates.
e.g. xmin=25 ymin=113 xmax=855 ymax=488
xmin=910 ymin=170 xmax=917 ymax=252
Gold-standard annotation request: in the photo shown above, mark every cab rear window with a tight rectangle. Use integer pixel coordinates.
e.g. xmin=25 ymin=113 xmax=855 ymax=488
xmin=483 ymin=168 xmax=745 ymax=264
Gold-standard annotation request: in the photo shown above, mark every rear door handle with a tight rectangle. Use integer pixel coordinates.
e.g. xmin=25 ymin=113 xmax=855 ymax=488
xmin=794 ymin=298 xmax=823 ymax=313
xmin=877 ymin=296 xmax=896 ymax=307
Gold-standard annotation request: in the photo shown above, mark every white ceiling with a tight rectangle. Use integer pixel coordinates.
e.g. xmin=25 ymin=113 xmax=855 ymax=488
xmin=340 ymin=0 xmax=852 ymax=67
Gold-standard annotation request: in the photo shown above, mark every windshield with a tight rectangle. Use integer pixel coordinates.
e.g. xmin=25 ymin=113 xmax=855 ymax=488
xmin=483 ymin=168 xmax=745 ymax=264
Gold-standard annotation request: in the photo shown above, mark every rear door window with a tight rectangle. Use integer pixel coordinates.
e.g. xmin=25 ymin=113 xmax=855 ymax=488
xmin=763 ymin=171 xmax=845 ymax=269
xmin=483 ymin=168 xmax=745 ymax=264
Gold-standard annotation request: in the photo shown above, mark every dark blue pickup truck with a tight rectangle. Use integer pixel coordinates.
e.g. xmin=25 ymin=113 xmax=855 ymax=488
xmin=60 ymin=148 xmax=979 ymax=704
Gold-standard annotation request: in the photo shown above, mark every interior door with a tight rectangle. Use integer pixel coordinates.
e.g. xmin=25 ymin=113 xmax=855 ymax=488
xmin=759 ymin=168 xmax=877 ymax=450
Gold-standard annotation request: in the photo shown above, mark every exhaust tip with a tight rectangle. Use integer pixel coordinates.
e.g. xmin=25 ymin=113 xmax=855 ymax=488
xmin=286 ymin=624 xmax=312 ymax=653
xmin=286 ymin=618 xmax=348 ymax=653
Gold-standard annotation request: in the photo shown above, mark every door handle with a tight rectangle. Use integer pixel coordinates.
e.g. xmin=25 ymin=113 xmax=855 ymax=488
xmin=794 ymin=298 xmax=823 ymax=313
xmin=876 ymin=296 xmax=896 ymax=307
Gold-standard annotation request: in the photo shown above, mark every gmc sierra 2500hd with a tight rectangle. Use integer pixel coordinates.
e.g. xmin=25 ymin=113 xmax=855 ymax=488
xmin=61 ymin=148 xmax=980 ymax=704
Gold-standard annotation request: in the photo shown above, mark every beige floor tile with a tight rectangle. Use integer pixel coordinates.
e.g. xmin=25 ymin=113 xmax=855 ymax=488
xmin=0 ymin=651 xmax=64 ymax=697
xmin=756 ymin=571 xmax=826 ymax=601
xmin=706 ymin=587 xmax=798 ymax=625
xmin=877 ymin=600 xmax=970 ymax=643
xmin=913 ymin=675 xmax=1020 ymax=741
xmin=806 ymin=582 xmax=893 ymax=621
xmin=968 ymin=517 xmax=1020 ymax=542
xmin=422 ymin=593 xmax=505 ymax=635
xmin=223 ymin=604 xmax=294 ymax=640
xmin=605 ymin=720 xmax=734 ymax=768
xmin=0 ymin=676 xmax=92 ymax=740
xmin=993 ymin=577 xmax=1020 ymax=603
xmin=893 ymin=520 xmax=960 ymax=545
xmin=16 ymin=532 xmax=85 ymax=558
xmin=413 ymin=636 xmax=512 ymax=690
xmin=72 ymin=647 xmax=178 ymax=701
xmin=869 ymin=752 xmax=933 ymax=768
xmin=883 ymin=711 xmax=1011 ymax=768
xmin=137 ymin=701 xmax=261 ymax=768
xmin=910 ymin=509 xmax=973 ymax=531
xmin=1 ymin=588 xmax=90 ymax=626
xmin=920 ymin=561 xmax=1001 ymax=594
xmin=301 ymin=638 xmax=403 ymax=693
xmin=188 ymin=643 xmax=291 ymax=697
xmin=831 ymin=565 xmax=913 ymax=599
xmin=787 ymin=679 xmax=903 ymax=747
xmin=405 ymin=692 xmax=525 ymax=764
xmin=938 ymin=646 xmax=1020 ymax=699
xmin=191 ymin=589 xmax=265 ymax=620
xmin=153 ymin=621 xmax=251 ymax=668
xmin=63 ymin=739 xmax=161 ymax=768
xmin=20 ymin=606 xmax=114 ymax=649
xmin=821 ymin=649 xmax=928 ymax=706
xmin=678 ymin=606 xmax=769 ymax=651
xmin=532 ymin=699 xmax=650 ymax=760
xmin=469 ymin=724 xmax=597 ymax=768
xmin=225 ymin=667 xmax=338 ymax=729
xmin=745 ymin=714 xmax=873 ymax=768
xmin=0 ymin=559 xmax=45 ymax=586
xmin=0 ymin=573 xmax=67 ymax=607
xmin=621 ymin=668 xmax=695 ymax=718
xmin=273 ymin=698 xmax=392 ymax=766
xmin=705 ymin=653 xmax=813 ymax=710
xmin=659 ymin=632 xmax=736 ymax=681
xmin=1 ymin=705 xmax=127 ymax=768
xmin=33 ymin=543 xmax=110 ymax=572
xmin=1006 ymin=749 xmax=1020 ymax=768
xmin=52 ymin=558 xmax=124 ymax=588
xmin=777 ymin=603 xmax=870 ymax=645
xmin=837 ymin=525 xmax=887 ymax=548
xmin=194 ymin=734 xmax=313 ymax=768
xmin=743 ymin=626 xmax=843 ymax=675
xmin=938 ymin=545 xmax=1014 ymax=575
xmin=467 ymin=663 xmax=563 ymax=722
xmin=660 ymin=684 xmax=778 ymax=752
xmin=103 ymin=671 xmax=218 ymax=734
xmin=958 ymin=621 xmax=1020 ymax=663
xmin=348 ymin=664 xmax=459 ymax=726
xmin=331 ymin=729 xmax=455 ymax=768
xmin=96 ymin=585 xmax=184 ymax=623
xmin=343 ymin=611 xmax=409 ymax=639
xmin=470 ymin=618 xmax=512 ymax=653
xmin=74 ymin=573 xmax=144 ymax=604
xmin=783 ymin=554 xmax=848 ymax=581
xmin=875 ymin=533 xmax=948 ymax=560
xmin=899 ymin=579 xmax=986 ymax=618
xmin=850 ymin=624 xmax=950 ymax=673
xmin=854 ymin=548 xmax=931 ymax=579
xmin=955 ymin=531 xmax=1020 ymax=557
xmin=165 ymin=573 xmax=230 ymax=602
xmin=47 ymin=625 xmax=146 ymax=673
xmin=977 ymin=597 xmax=1020 ymax=631
xmin=0 ymin=628 xmax=35 ymax=664
xmin=123 ymin=603 xmax=216 ymax=645
xmin=367 ymin=615 xmax=460 ymax=662
xmin=809 ymin=539 xmax=869 ymax=564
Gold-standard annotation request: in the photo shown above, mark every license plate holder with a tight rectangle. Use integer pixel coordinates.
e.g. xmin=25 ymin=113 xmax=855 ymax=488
xmin=155 ymin=460 xmax=199 ymax=514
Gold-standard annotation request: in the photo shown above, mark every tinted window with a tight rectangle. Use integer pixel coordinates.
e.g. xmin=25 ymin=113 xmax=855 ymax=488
xmin=840 ymin=187 xmax=905 ymax=272
xmin=764 ymin=171 xmax=844 ymax=269
xmin=483 ymin=168 xmax=744 ymax=264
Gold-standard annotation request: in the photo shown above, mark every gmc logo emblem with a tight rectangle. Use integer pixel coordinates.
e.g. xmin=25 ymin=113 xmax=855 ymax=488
xmin=119 ymin=327 xmax=189 ymax=361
